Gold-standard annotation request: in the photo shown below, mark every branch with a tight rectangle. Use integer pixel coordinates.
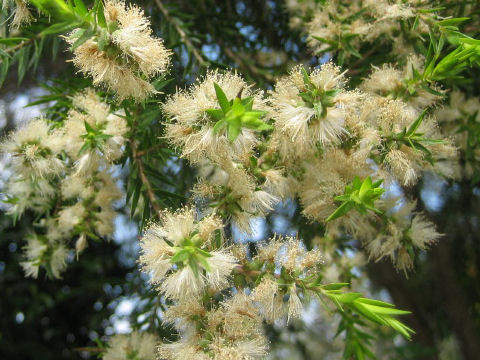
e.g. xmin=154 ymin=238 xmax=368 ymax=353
xmin=153 ymin=0 xmax=208 ymax=66
xmin=130 ymin=138 xmax=163 ymax=217
xmin=3 ymin=38 xmax=34 ymax=54
xmin=135 ymin=143 xmax=166 ymax=158
xmin=223 ymin=46 xmax=275 ymax=83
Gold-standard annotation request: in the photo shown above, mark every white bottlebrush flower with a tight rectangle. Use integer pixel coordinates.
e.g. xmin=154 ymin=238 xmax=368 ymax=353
xmin=139 ymin=207 xmax=235 ymax=299
xmin=66 ymin=0 xmax=171 ymax=101
xmin=163 ymin=70 xmax=270 ymax=164
xmin=58 ymin=203 xmax=86 ymax=233
xmin=252 ymin=189 xmax=280 ymax=214
xmin=58 ymin=169 xmax=121 ymax=243
xmin=261 ymin=168 xmax=293 ymax=199
xmin=20 ymin=235 xmax=48 ymax=279
xmin=61 ymin=174 xmax=95 ymax=200
xmin=360 ymin=98 xmax=457 ymax=186
xmin=252 ymin=276 xmax=285 ymax=322
xmin=270 ymin=64 xmax=356 ymax=160
xmin=105 ymin=0 xmax=171 ymax=77
xmin=158 ymin=339 xmax=209 ymax=360
xmin=21 ymin=260 xmax=41 ymax=279
xmin=207 ymin=294 xmax=267 ymax=358
xmin=409 ymin=214 xmax=442 ymax=250
xmin=363 ymin=198 xmax=442 ymax=274
xmin=299 ymin=149 xmax=372 ymax=222
xmin=103 ymin=331 xmax=159 ymax=360
xmin=366 ymin=0 xmax=415 ymax=21
xmin=1 ymin=119 xmax=64 ymax=178
xmin=205 ymin=250 xmax=237 ymax=289
xmin=20 ymin=234 xmax=68 ymax=279
xmin=161 ymin=294 xmax=267 ymax=359
xmin=235 ymin=338 xmax=268 ymax=359
xmin=384 ymin=148 xmax=419 ymax=187
xmin=49 ymin=244 xmax=69 ymax=279
xmin=5 ymin=176 xmax=55 ymax=217
xmin=160 ymin=266 xmax=205 ymax=300
xmin=62 ymin=89 xmax=128 ymax=163
xmin=3 ymin=0 xmax=33 ymax=29
xmin=306 ymin=3 xmax=369 ymax=57
xmin=361 ymin=55 xmax=444 ymax=110
xmin=75 ymin=233 xmax=88 ymax=257
xmin=163 ymin=298 xmax=206 ymax=332
xmin=287 ymin=285 xmax=303 ymax=323
xmin=95 ymin=207 xmax=118 ymax=237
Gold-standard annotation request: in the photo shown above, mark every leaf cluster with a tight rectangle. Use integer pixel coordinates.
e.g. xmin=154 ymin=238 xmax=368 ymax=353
xmin=206 ymin=83 xmax=270 ymax=142
xmin=326 ymin=177 xmax=385 ymax=222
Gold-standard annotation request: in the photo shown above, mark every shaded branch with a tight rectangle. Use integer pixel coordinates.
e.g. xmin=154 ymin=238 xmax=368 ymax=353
xmin=153 ymin=0 xmax=208 ymax=66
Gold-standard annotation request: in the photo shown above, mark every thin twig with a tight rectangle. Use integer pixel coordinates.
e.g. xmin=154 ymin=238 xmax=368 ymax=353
xmin=223 ymin=46 xmax=275 ymax=83
xmin=3 ymin=38 xmax=34 ymax=54
xmin=130 ymin=138 xmax=163 ymax=217
xmin=153 ymin=0 xmax=208 ymax=66
xmin=346 ymin=42 xmax=383 ymax=75
xmin=73 ymin=347 xmax=103 ymax=353
xmin=135 ymin=143 xmax=166 ymax=158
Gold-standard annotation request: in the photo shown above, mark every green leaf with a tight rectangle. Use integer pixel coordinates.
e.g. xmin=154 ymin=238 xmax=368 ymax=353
xmin=130 ymin=181 xmax=142 ymax=218
xmin=30 ymin=0 xmax=74 ymax=18
xmin=73 ymin=0 xmax=88 ymax=16
xmin=437 ymin=17 xmax=469 ymax=27
xmin=227 ymin=123 xmax=241 ymax=142
xmin=326 ymin=201 xmax=354 ymax=222
xmin=214 ymin=83 xmax=231 ymax=113
xmin=195 ymin=253 xmax=211 ymax=272
xmin=231 ymin=97 xmax=244 ymax=116
xmin=41 ymin=21 xmax=79 ymax=35
xmin=406 ymin=109 xmax=428 ymax=136
xmin=358 ymin=176 xmax=372 ymax=199
xmin=71 ymin=27 xmax=94 ymax=50
xmin=0 ymin=56 xmax=9 ymax=87
xmin=170 ymin=249 xmax=190 ymax=264
xmin=321 ymin=283 xmax=349 ymax=291
xmin=205 ymin=108 xmax=224 ymax=121
xmin=17 ymin=47 xmax=29 ymax=85
xmin=83 ymin=120 xmax=95 ymax=133
xmin=335 ymin=292 xmax=362 ymax=304
xmin=212 ymin=119 xmax=227 ymax=134
xmin=96 ymin=1 xmax=107 ymax=28
xmin=0 ymin=38 xmax=30 ymax=45
xmin=327 ymin=176 xmax=384 ymax=222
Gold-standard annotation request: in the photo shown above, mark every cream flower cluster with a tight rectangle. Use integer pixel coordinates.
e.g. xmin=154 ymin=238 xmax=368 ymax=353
xmin=162 ymin=65 xmax=453 ymax=274
xmin=270 ymin=64 xmax=357 ymax=158
xmin=364 ymin=197 xmax=442 ymax=274
xmin=103 ymin=331 xmax=159 ymax=360
xmin=305 ymin=0 xmax=420 ymax=60
xmin=434 ymin=90 xmax=480 ymax=179
xmin=67 ymin=0 xmax=171 ymax=101
xmin=164 ymin=70 xmax=270 ymax=164
xmin=3 ymin=1 xmax=475 ymax=358
xmin=158 ymin=294 xmax=268 ymax=360
xmin=1 ymin=89 xmax=127 ymax=278
xmin=142 ymin=232 xmax=324 ymax=359
xmin=2 ymin=0 xmax=33 ymax=29
xmin=139 ymin=207 xmax=236 ymax=299
xmin=361 ymin=55 xmax=445 ymax=110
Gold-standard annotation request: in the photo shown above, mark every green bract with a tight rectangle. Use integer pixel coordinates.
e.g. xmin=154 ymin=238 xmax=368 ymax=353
xmin=299 ymin=67 xmax=339 ymax=120
xmin=79 ymin=120 xmax=113 ymax=155
xmin=326 ymin=176 xmax=385 ymax=222
xmin=169 ymin=234 xmax=212 ymax=277
xmin=205 ymin=83 xmax=271 ymax=142
xmin=385 ymin=109 xmax=443 ymax=164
